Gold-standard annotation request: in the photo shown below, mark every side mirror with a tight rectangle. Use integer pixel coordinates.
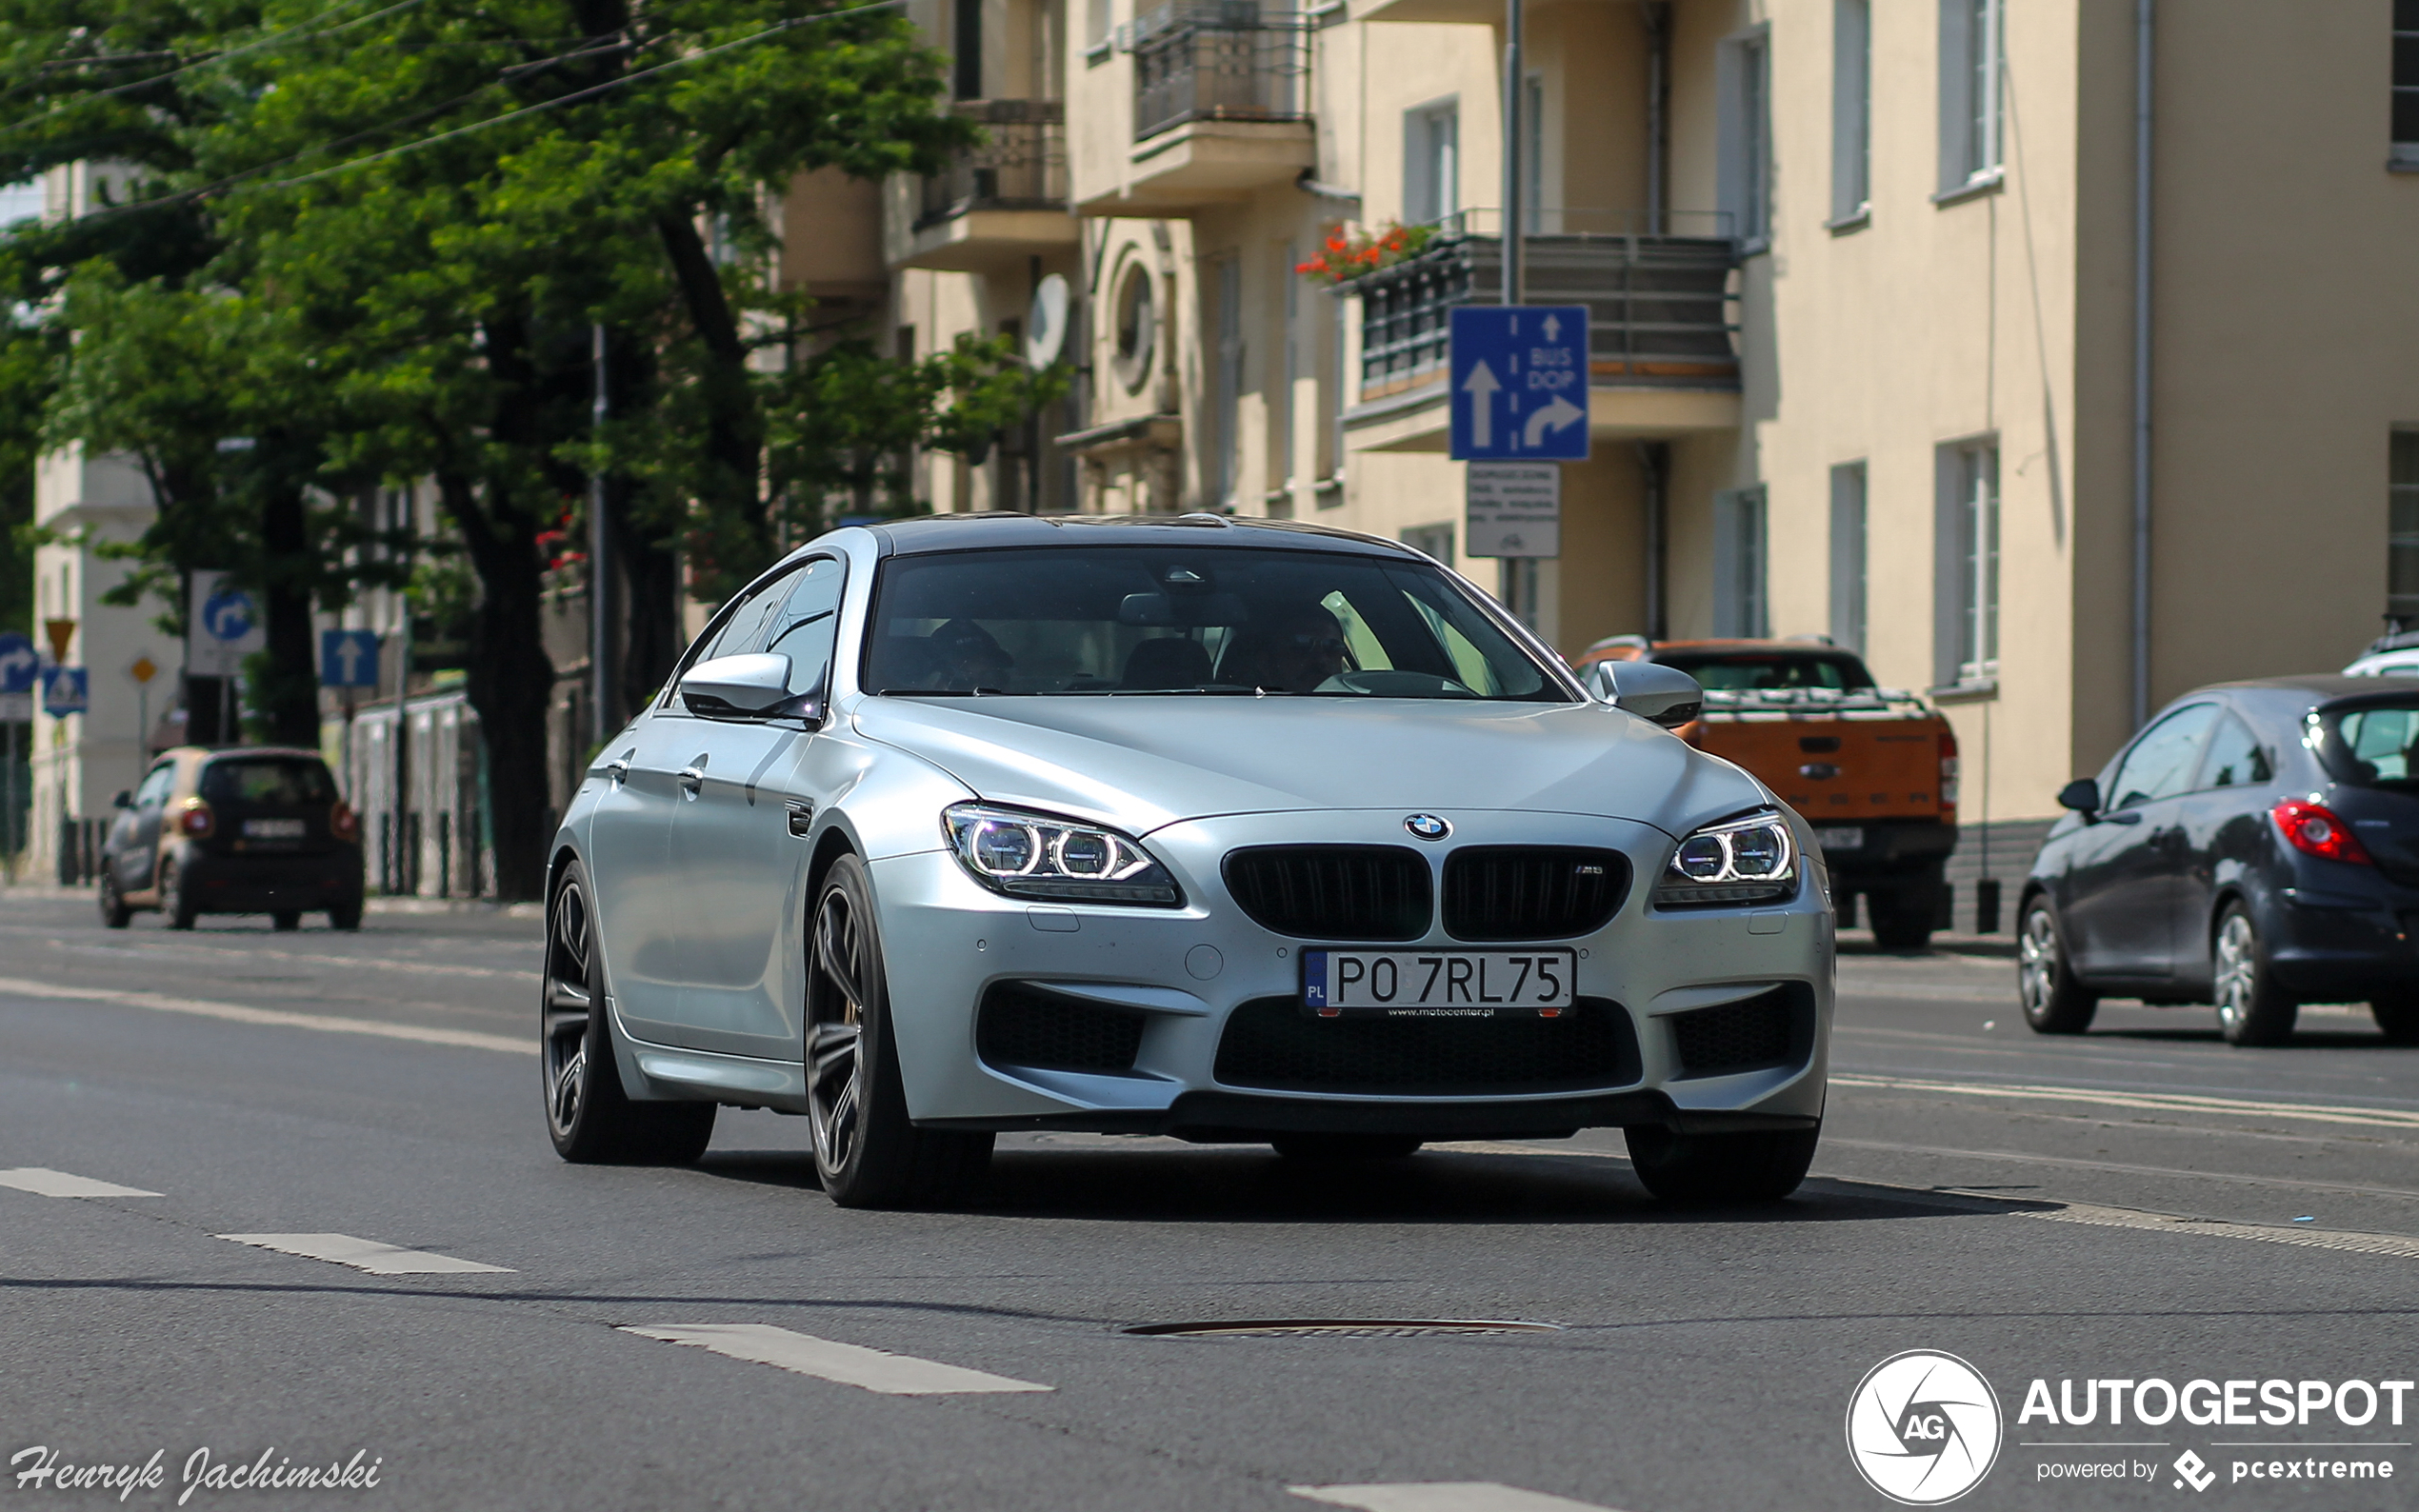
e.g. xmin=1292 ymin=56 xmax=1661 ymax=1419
xmin=1587 ymin=660 xmax=1704 ymax=729
xmin=2056 ymin=778 xmax=2101 ymax=814
xmin=679 ymin=653 xmax=798 ymax=721
xmin=112 ymin=789 xmax=132 ymax=809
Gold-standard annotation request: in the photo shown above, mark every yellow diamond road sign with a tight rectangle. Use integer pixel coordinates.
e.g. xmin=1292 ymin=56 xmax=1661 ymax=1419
xmin=128 ymin=655 xmax=158 ymax=685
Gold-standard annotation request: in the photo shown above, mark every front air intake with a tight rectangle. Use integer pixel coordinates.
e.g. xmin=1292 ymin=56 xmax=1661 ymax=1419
xmin=1666 ymin=985 xmax=1814 ymax=1080
xmin=975 ymin=983 xmax=1148 ymax=1075
xmin=1212 ymin=995 xmax=1640 ymax=1095
xmin=1221 ymin=846 xmax=1431 ymax=941
xmin=1442 ymin=846 xmax=1629 ymax=940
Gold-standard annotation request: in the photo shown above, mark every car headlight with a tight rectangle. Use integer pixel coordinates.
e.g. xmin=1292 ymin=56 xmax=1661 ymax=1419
xmin=1654 ymin=810 xmax=1798 ymax=907
xmin=942 ymin=803 xmax=1182 ymax=906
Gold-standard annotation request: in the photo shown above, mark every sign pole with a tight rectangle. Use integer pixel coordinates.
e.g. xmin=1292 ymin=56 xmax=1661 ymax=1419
xmin=1502 ymin=0 xmax=1524 ymax=307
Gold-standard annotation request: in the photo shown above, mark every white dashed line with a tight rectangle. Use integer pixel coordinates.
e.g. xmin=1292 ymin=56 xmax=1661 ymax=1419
xmin=0 ymin=975 xmax=530 ymax=1055
xmin=1291 ymin=1483 xmax=1629 ymax=1512
xmin=1830 ymin=1071 xmax=2419 ymax=1129
xmin=0 ymin=1167 xmax=162 ymax=1198
xmin=217 ymin=1233 xmax=513 ymax=1274
xmin=619 ymin=1323 xmax=1051 ymax=1395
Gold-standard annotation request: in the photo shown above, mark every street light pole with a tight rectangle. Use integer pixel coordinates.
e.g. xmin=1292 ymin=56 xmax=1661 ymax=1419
xmin=1501 ymin=0 xmax=1525 ymax=306
xmin=590 ymin=323 xmax=615 ymax=746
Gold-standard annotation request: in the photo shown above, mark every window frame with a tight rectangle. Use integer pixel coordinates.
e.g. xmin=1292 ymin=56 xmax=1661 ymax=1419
xmin=2389 ymin=428 xmax=2419 ymax=627
xmin=1713 ymin=486 xmax=1770 ymax=639
xmin=1718 ymin=27 xmax=1773 ymax=248
xmin=1936 ymin=0 xmax=2005 ymax=196
xmin=1830 ymin=0 xmax=1872 ymax=226
xmin=1829 ymin=461 xmax=1869 ymax=651
xmin=1403 ymin=98 xmax=1460 ymax=228
xmin=1933 ymin=438 xmax=2000 ymax=688
xmin=2394 ymin=0 xmax=2419 ymax=168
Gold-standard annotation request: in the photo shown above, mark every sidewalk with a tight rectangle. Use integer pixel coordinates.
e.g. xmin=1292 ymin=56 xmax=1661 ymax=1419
xmin=0 ymin=880 xmax=540 ymax=920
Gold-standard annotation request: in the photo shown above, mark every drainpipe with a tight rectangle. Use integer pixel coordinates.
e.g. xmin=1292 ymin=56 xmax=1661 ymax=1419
xmin=1641 ymin=3 xmax=1669 ymax=235
xmin=2130 ymin=0 xmax=2153 ymax=729
xmin=1502 ymin=0 xmax=1525 ymax=302
xmin=1639 ymin=441 xmax=1668 ymax=640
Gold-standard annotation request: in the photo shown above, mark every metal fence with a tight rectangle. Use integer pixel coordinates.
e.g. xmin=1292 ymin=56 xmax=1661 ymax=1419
xmin=917 ymin=100 xmax=1070 ymax=229
xmin=1130 ymin=1 xmax=1309 ymax=141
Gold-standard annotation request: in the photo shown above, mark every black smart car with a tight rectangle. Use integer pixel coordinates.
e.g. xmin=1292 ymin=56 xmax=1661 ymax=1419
xmin=2020 ymin=676 xmax=2419 ymax=1046
xmin=98 ymin=746 xmax=365 ymax=931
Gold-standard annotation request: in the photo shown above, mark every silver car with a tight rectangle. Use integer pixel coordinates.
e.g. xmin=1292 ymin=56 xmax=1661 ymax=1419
xmin=543 ymin=515 xmax=1832 ymax=1207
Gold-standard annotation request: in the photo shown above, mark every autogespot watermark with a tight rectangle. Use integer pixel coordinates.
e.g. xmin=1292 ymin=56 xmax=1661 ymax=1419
xmin=9 ymin=1445 xmax=383 ymax=1504
xmin=1847 ymin=1355 xmax=2414 ymax=1502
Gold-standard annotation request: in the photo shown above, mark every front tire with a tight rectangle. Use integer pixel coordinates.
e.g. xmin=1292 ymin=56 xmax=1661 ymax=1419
xmin=98 ymin=872 xmax=131 ymax=929
xmin=542 ymin=861 xmax=715 ymax=1164
xmin=2017 ymin=899 xmax=2097 ymax=1034
xmin=2212 ymin=903 xmax=2296 ymax=1046
xmin=1624 ymin=1122 xmax=1820 ymax=1204
xmin=271 ymin=910 xmax=301 ymax=932
xmin=806 ymin=856 xmax=991 ymax=1208
xmin=160 ymin=860 xmax=197 ymax=930
xmin=327 ymin=900 xmax=363 ymax=931
xmin=1271 ymin=1134 xmax=1424 ymax=1161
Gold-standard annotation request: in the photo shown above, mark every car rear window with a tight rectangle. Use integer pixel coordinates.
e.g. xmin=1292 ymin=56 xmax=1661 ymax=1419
xmin=1650 ymin=650 xmax=1876 ymax=691
xmin=200 ymin=757 xmax=337 ymax=806
xmin=2316 ymin=701 xmax=2419 ymax=790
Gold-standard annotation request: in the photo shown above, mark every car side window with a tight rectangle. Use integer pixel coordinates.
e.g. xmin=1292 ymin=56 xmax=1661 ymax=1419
xmin=664 ymin=562 xmax=811 ymax=708
xmin=760 ymin=557 xmax=845 ymax=698
xmin=2107 ymin=704 xmax=2220 ymax=809
xmin=2198 ymin=713 xmax=2273 ymax=790
xmin=134 ymin=765 xmax=175 ymax=808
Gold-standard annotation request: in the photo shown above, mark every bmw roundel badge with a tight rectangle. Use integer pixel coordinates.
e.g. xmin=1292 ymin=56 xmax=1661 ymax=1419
xmin=1404 ymin=813 xmax=1451 ymax=841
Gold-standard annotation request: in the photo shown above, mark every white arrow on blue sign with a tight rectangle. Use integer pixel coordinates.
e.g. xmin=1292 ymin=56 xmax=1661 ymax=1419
xmin=1449 ymin=305 xmax=1591 ymax=462
xmin=40 ymin=666 xmax=89 ymax=718
xmin=320 ymin=628 xmax=382 ymax=688
xmin=0 ymin=632 xmax=35 ymax=695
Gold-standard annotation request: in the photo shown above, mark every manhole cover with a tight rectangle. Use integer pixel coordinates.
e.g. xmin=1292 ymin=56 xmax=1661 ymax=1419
xmin=1124 ymin=1318 xmax=1564 ymax=1340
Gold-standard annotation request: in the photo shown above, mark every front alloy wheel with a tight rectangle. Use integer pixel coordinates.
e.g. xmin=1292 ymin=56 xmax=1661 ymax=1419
xmin=542 ymin=862 xmax=713 ymax=1164
xmin=2016 ymin=901 xmax=2096 ymax=1034
xmin=2212 ymin=905 xmax=2296 ymax=1047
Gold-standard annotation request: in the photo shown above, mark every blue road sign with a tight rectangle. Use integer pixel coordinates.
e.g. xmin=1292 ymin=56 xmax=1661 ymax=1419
xmin=40 ymin=666 xmax=88 ymax=718
xmin=0 ymin=632 xmax=34 ymax=695
xmin=201 ymin=587 xmax=256 ymax=644
xmin=1449 ymin=305 xmax=1591 ymax=462
xmin=320 ymin=628 xmax=382 ymax=688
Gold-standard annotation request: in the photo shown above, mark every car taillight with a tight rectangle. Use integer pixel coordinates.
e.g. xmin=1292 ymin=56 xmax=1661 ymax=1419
xmin=177 ymin=799 xmax=214 ymax=838
xmin=330 ymin=802 xmax=359 ymax=843
xmin=2273 ymin=799 xmax=2371 ymax=864
xmin=1938 ymin=730 xmax=1960 ymax=818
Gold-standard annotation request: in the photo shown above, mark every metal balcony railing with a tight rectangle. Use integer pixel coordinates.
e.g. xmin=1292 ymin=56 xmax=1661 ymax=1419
xmin=1352 ymin=211 xmax=1742 ymax=399
xmin=916 ymin=100 xmax=1069 ymax=229
xmin=1128 ymin=1 xmax=1309 ymax=142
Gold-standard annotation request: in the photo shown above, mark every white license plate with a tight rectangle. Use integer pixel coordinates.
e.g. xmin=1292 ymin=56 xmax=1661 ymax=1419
xmin=242 ymin=818 xmax=306 ymax=839
xmin=1302 ymin=948 xmax=1577 ymax=1017
xmin=1814 ymin=826 xmax=1865 ymax=850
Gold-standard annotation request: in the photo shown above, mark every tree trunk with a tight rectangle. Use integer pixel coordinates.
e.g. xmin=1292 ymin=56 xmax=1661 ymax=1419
xmin=256 ymin=481 xmax=322 ymax=746
xmin=437 ymin=468 xmax=555 ymax=900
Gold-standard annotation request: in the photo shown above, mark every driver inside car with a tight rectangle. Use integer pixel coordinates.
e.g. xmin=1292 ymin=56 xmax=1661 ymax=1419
xmin=1219 ymin=601 xmax=1353 ymax=692
xmin=930 ymin=618 xmax=1015 ymax=692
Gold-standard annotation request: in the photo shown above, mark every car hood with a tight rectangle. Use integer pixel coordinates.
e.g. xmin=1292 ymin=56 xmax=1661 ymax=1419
xmin=849 ymin=695 xmax=1769 ymax=838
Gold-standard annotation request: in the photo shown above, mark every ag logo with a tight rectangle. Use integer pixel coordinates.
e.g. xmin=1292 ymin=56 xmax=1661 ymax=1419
xmin=1845 ymin=1350 xmax=2003 ymax=1504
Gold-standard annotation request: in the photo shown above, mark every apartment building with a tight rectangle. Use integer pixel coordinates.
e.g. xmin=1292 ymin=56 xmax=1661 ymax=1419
xmin=814 ymin=0 xmax=2419 ymax=830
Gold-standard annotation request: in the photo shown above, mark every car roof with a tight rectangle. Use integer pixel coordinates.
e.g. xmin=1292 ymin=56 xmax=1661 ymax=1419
xmin=867 ymin=512 xmax=1419 ymax=559
xmin=2189 ymin=675 xmax=2419 ymax=709
xmin=159 ymin=745 xmax=330 ymax=764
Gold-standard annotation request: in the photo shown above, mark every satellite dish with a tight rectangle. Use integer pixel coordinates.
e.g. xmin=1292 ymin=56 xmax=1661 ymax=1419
xmin=1025 ymin=274 xmax=1070 ymax=368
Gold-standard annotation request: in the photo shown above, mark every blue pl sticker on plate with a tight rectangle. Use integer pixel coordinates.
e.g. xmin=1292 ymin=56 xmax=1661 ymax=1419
xmin=1303 ymin=951 xmax=1330 ymax=1012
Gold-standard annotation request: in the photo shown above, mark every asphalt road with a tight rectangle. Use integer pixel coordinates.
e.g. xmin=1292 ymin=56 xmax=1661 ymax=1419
xmin=4 ymin=892 xmax=2415 ymax=1511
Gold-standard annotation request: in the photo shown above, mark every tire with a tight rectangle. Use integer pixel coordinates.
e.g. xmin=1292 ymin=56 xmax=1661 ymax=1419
xmin=271 ymin=910 xmax=301 ymax=932
xmin=542 ymin=861 xmax=716 ymax=1164
xmin=98 ymin=872 xmax=131 ymax=930
xmin=2212 ymin=903 xmax=2296 ymax=1047
xmin=160 ymin=860 xmax=197 ymax=930
xmin=2016 ymin=899 xmax=2097 ymax=1034
xmin=327 ymin=901 xmax=363 ymax=931
xmin=1625 ymin=1121 xmax=1821 ymax=1204
xmin=1270 ymin=1134 xmax=1424 ymax=1161
xmin=2370 ymin=994 xmax=2419 ymax=1046
xmin=806 ymin=856 xmax=992 ymax=1208
xmin=1867 ymin=886 xmax=1934 ymax=950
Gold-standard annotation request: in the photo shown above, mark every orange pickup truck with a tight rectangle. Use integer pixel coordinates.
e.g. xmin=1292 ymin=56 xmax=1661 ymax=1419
xmin=1576 ymin=637 xmax=1960 ymax=948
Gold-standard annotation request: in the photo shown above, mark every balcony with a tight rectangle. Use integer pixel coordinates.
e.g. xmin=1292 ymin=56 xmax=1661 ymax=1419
xmin=892 ymin=101 xmax=1077 ymax=272
xmin=1344 ymin=210 xmax=1744 ymax=452
xmin=1078 ymin=2 xmax=1313 ymax=216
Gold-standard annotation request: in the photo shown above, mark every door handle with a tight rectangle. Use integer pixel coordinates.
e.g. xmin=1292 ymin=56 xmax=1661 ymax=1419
xmin=604 ymin=759 xmax=630 ymax=785
xmin=678 ymin=755 xmax=708 ymax=797
xmin=787 ymin=800 xmax=813 ymax=837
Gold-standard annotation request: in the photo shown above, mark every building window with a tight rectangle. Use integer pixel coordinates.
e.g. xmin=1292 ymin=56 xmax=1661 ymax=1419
xmin=953 ymin=0 xmax=983 ymax=98
xmin=2391 ymin=429 xmax=2419 ymax=627
xmin=2396 ymin=0 xmax=2419 ymax=168
xmin=1402 ymin=522 xmax=1454 ymax=567
xmin=1713 ymin=487 xmax=1769 ymax=638
xmin=1935 ymin=441 xmax=1999 ymax=685
xmin=1501 ymin=558 xmax=1541 ymax=634
xmin=1938 ymin=0 xmax=2004 ymax=191
xmin=1829 ymin=462 xmax=1868 ymax=651
xmin=1830 ymin=0 xmax=1871 ymax=223
xmin=1719 ymin=30 xmax=1772 ymax=245
xmin=1088 ymin=0 xmax=1111 ymax=50
xmin=1404 ymin=100 xmax=1458 ymax=227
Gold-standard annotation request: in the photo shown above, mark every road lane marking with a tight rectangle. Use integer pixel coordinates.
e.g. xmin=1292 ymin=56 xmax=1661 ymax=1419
xmin=1831 ymin=1072 xmax=2419 ymax=1130
xmin=1291 ymin=1484 xmax=1628 ymax=1512
xmin=0 ymin=975 xmax=530 ymax=1055
xmin=0 ymin=1167 xmax=161 ymax=1198
xmin=217 ymin=1234 xmax=512 ymax=1274
xmin=619 ymin=1323 xmax=1050 ymax=1395
xmin=1822 ymin=1136 xmax=2419 ymax=1203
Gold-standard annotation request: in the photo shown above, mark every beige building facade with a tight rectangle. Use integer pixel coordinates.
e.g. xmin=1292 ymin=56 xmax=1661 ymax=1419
xmin=799 ymin=0 xmax=2419 ymax=830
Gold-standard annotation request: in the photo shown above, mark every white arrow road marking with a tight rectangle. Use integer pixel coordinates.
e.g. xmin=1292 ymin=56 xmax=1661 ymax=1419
xmin=1460 ymin=360 xmax=1502 ymax=448
xmin=218 ymin=1234 xmax=512 ymax=1274
xmin=621 ymin=1323 xmax=1052 ymax=1395
xmin=1521 ymin=393 xmax=1586 ymax=448
xmin=1292 ymin=1483 xmax=1628 ymax=1512
xmin=0 ymin=1167 xmax=162 ymax=1199
xmin=0 ymin=975 xmax=531 ymax=1055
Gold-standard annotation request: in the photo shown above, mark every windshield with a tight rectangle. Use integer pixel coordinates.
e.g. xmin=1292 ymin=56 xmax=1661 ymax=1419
xmin=2317 ymin=701 xmax=2419 ymax=791
xmin=863 ymin=546 xmax=1566 ymax=700
xmin=1652 ymin=650 xmax=1875 ymax=692
xmin=200 ymin=757 xmax=336 ymax=806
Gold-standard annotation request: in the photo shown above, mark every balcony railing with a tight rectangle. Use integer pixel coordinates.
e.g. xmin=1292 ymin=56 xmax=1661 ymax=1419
xmin=1128 ymin=1 xmax=1309 ymax=142
xmin=916 ymin=100 xmax=1069 ymax=229
xmin=1352 ymin=211 xmax=1741 ymax=399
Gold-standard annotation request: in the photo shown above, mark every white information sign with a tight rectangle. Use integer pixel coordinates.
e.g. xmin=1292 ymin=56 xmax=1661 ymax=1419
xmin=1464 ymin=461 xmax=1562 ymax=559
xmin=187 ymin=569 xmax=265 ymax=677
xmin=0 ymin=692 xmax=30 ymax=722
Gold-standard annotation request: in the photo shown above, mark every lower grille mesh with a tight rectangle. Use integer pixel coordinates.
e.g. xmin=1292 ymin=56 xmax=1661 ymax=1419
xmin=976 ymin=984 xmax=1147 ymax=1074
xmin=1667 ymin=987 xmax=1809 ymax=1079
xmin=1213 ymin=996 xmax=1639 ymax=1095
xmin=1442 ymin=846 xmax=1629 ymax=940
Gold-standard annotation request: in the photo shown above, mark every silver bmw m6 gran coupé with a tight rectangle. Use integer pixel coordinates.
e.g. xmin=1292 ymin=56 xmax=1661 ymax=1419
xmin=543 ymin=514 xmax=1832 ymax=1207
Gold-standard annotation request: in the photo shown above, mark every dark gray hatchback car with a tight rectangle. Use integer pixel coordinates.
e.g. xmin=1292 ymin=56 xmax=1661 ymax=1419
xmin=2020 ymin=676 xmax=2419 ymax=1046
